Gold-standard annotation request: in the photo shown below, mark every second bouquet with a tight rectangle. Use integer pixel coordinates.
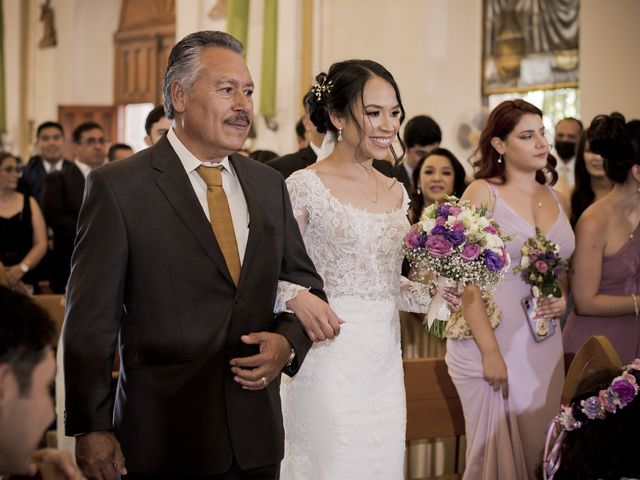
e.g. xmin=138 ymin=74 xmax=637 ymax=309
xmin=404 ymin=195 xmax=511 ymax=338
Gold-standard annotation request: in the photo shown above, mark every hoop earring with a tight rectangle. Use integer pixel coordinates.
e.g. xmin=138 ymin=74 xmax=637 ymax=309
xmin=497 ymin=154 xmax=503 ymax=164
xmin=337 ymin=128 xmax=343 ymax=142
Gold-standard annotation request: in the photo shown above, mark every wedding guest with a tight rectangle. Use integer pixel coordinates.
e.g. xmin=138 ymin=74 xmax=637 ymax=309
xmin=447 ymin=99 xmax=574 ymax=479
xmin=563 ymin=113 xmax=640 ymax=364
xmin=569 ymin=129 xmax=613 ymax=226
xmin=541 ymin=361 xmax=640 ymax=480
xmin=275 ymin=60 xmax=461 ymax=479
xmin=107 ymin=143 xmax=133 ymax=162
xmin=0 ymin=285 xmax=85 ymax=479
xmin=0 ymin=152 xmax=48 ymax=293
xmin=393 ymin=115 xmax=442 ymax=190
xmin=408 ymin=147 xmax=468 ymax=223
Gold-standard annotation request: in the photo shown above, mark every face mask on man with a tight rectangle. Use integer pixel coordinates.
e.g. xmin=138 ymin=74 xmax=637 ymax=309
xmin=555 ymin=141 xmax=577 ymax=161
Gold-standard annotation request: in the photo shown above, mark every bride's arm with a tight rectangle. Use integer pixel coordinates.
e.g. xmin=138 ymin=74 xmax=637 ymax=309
xmin=274 ymin=179 xmax=343 ymax=341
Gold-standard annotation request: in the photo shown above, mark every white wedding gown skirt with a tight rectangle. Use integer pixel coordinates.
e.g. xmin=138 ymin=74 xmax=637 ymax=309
xmin=280 ymin=295 xmax=406 ymax=480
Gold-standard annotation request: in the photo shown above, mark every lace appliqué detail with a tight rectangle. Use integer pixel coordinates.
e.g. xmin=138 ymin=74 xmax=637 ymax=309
xmin=274 ymin=280 xmax=309 ymax=314
xmin=284 ymin=169 xmax=429 ymax=312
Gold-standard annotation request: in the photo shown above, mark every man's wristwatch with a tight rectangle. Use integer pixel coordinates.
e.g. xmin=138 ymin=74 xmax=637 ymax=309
xmin=19 ymin=262 xmax=30 ymax=274
xmin=284 ymin=348 xmax=296 ymax=367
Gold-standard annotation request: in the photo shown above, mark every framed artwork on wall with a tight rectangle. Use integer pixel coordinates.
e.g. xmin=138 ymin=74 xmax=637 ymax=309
xmin=482 ymin=0 xmax=580 ymax=95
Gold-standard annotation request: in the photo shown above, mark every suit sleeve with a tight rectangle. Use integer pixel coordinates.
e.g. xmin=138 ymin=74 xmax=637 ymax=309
xmin=62 ymin=169 xmax=128 ymax=435
xmin=273 ymin=174 xmax=326 ymax=376
xmin=42 ymin=171 xmax=78 ymax=233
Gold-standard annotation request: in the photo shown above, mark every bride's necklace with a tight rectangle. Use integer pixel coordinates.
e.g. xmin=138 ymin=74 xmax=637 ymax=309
xmin=337 ymin=161 xmax=379 ymax=204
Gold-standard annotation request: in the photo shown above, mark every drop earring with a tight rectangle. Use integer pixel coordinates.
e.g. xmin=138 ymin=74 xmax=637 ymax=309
xmin=497 ymin=154 xmax=503 ymax=164
xmin=337 ymin=128 xmax=343 ymax=142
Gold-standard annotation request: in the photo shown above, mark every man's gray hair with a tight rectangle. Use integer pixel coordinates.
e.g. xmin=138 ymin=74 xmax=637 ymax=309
xmin=162 ymin=31 xmax=244 ymax=119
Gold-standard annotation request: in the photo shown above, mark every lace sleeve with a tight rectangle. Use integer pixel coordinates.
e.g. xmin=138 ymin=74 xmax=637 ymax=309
xmin=274 ymin=280 xmax=309 ymax=314
xmin=397 ymin=276 xmax=432 ymax=313
xmin=285 ymin=171 xmax=314 ymax=235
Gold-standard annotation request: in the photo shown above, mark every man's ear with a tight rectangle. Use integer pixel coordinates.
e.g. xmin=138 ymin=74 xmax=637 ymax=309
xmin=490 ymin=137 xmax=504 ymax=156
xmin=171 ymin=81 xmax=186 ymax=116
xmin=143 ymin=136 xmax=152 ymax=147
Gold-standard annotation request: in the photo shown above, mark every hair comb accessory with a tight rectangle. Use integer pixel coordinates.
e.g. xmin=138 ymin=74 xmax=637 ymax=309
xmin=310 ymin=77 xmax=333 ymax=102
xmin=542 ymin=359 xmax=640 ymax=479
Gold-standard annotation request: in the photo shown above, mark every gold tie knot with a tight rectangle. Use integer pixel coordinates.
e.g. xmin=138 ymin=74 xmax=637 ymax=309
xmin=197 ymin=165 xmax=224 ymax=188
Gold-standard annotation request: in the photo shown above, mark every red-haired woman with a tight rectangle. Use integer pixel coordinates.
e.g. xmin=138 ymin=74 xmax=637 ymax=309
xmin=446 ymin=100 xmax=574 ymax=479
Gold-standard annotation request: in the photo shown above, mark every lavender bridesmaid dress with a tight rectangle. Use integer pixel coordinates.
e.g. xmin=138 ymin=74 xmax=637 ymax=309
xmin=446 ymin=184 xmax=575 ymax=480
xmin=563 ymin=227 xmax=640 ymax=363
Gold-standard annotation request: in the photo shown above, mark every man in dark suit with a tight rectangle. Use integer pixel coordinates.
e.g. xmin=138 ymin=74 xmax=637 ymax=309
xmin=393 ymin=115 xmax=441 ymax=190
xmin=268 ymin=92 xmax=393 ymax=178
xmin=19 ymin=121 xmax=73 ymax=204
xmin=63 ymin=31 xmax=337 ymax=480
xmin=42 ymin=122 xmax=106 ymax=293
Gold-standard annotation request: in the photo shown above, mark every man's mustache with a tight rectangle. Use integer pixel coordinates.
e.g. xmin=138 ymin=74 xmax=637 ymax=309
xmin=224 ymin=114 xmax=251 ymax=127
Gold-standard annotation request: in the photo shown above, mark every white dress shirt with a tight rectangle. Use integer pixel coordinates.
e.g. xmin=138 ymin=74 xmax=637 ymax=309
xmin=167 ymin=128 xmax=250 ymax=264
xmin=74 ymin=160 xmax=92 ymax=178
xmin=43 ymin=158 xmax=64 ymax=174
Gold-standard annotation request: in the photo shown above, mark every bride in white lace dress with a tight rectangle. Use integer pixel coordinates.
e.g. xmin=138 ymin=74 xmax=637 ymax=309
xmin=276 ymin=61 xmax=460 ymax=480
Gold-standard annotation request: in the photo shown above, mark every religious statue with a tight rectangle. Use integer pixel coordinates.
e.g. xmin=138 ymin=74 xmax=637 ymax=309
xmin=39 ymin=0 xmax=57 ymax=48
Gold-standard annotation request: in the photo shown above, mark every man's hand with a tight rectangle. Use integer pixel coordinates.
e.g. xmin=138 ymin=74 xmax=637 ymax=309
xmin=75 ymin=431 xmax=127 ymax=480
xmin=230 ymin=333 xmax=294 ymax=390
xmin=30 ymin=448 xmax=86 ymax=479
xmin=286 ymin=290 xmax=344 ymax=342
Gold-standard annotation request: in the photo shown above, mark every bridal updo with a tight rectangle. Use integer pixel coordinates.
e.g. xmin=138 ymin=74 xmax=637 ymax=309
xmin=306 ymin=59 xmax=406 ymax=156
xmin=588 ymin=112 xmax=640 ymax=184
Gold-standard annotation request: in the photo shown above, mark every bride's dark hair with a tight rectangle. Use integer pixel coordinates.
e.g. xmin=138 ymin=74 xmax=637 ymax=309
xmin=307 ymin=59 xmax=406 ymax=161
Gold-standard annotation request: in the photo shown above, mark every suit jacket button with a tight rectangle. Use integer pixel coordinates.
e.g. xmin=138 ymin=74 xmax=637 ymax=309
xmin=234 ymin=295 xmax=242 ymax=305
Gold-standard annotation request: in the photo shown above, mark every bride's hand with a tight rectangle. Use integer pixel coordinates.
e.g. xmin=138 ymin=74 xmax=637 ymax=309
xmin=535 ymin=294 xmax=567 ymax=319
xmin=286 ymin=290 xmax=345 ymax=342
xmin=441 ymin=285 xmax=463 ymax=313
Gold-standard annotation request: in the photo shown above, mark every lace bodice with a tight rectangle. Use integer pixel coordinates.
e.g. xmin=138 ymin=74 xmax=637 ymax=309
xmin=284 ymin=169 xmax=431 ymax=312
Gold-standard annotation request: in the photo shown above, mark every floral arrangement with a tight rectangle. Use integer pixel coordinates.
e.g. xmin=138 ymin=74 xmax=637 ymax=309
xmin=513 ymin=227 xmax=569 ymax=299
xmin=404 ymin=195 xmax=511 ymax=338
xmin=543 ymin=359 xmax=640 ymax=479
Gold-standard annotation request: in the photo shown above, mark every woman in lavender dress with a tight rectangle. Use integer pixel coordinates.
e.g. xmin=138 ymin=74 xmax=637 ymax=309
xmin=446 ymin=100 xmax=575 ymax=479
xmin=564 ymin=113 xmax=640 ymax=363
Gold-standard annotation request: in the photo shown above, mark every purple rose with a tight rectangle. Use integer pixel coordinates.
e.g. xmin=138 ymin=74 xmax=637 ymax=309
xmin=535 ymin=261 xmax=549 ymax=273
xmin=426 ymin=235 xmax=454 ymax=258
xmin=461 ymin=243 xmax=482 ymax=261
xmin=437 ymin=204 xmax=451 ymax=218
xmin=581 ymin=396 xmax=606 ymax=419
xmin=431 ymin=224 xmax=447 ymax=236
xmin=444 ymin=230 xmax=466 ymax=247
xmin=453 ymin=221 xmax=465 ymax=232
xmin=404 ymin=228 xmax=420 ymax=248
xmin=435 ymin=216 xmax=447 ymax=226
xmin=484 ymin=225 xmax=497 ymax=234
xmin=483 ymin=249 xmax=504 ymax=272
xmin=449 ymin=206 xmax=462 ymax=216
xmin=611 ymin=377 xmax=637 ymax=405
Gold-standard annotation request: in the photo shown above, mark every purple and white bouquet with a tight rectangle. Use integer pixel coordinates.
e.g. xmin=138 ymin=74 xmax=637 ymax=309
xmin=404 ymin=196 xmax=511 ymax=338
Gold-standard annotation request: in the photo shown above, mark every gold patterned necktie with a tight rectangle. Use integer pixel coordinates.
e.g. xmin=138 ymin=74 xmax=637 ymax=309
xmin=196 ymin=165 xmax=241 ymax=285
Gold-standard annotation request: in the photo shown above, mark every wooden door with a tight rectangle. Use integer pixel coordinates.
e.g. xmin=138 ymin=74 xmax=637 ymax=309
xmin=57 ymin=105 xmax=119 ymax=160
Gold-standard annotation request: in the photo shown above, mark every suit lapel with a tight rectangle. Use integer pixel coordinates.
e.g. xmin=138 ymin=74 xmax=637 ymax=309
xmin=229 ymin=154 xmax=265 ymax=289
xmin=151 ymin=138 xmax=235 ymax=285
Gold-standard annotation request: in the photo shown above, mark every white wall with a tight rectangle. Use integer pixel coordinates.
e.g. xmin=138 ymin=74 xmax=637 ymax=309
xmin=317 ymin=0 xmax=483 ymax=167
xmin=580 ymin=0 xmax=640 ymax=124
xmin=4 ymin=0 xmax=640 ymax=160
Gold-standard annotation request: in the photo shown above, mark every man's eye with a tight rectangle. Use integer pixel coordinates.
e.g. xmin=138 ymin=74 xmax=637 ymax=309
xmin=244 ymin=89 xmax=254 ymax=97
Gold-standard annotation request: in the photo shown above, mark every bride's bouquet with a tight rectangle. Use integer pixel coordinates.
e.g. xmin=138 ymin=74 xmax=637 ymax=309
xmin=404 ymin=196 xmax=511 ymax=338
